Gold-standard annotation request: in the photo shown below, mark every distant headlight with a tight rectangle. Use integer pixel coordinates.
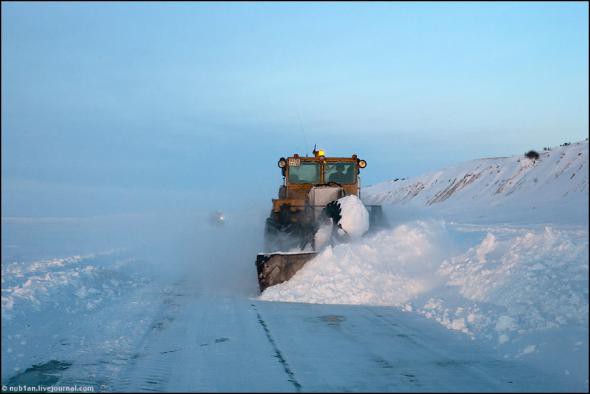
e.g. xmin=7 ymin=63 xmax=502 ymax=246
xmin=358 ymin=159 xmax=367 ymax=168
xmin=278 ymin=158 xmax=287 ymax=168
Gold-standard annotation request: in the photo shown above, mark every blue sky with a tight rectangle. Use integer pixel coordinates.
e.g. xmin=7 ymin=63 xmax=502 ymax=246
xmin=2 ymin=2 xmax=588 ymax=217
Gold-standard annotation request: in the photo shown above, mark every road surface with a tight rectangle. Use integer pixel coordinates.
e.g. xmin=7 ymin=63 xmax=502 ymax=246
xmin=5 ymin=279 xmax=566 ymax=392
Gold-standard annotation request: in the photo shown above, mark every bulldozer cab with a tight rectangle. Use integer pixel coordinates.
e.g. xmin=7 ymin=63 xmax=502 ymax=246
xmin=275 ymin=151 xmax=367 ymax=211
xmin=287 ymin=158 xmax=357 ymax=185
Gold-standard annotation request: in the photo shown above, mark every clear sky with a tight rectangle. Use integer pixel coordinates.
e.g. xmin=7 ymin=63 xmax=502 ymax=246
xmin=2 ymin=2 xmax=588 ymax=217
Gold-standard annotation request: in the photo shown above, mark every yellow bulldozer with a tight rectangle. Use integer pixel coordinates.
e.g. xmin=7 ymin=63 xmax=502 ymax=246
xmin=256 ymin=148 xmax=387 ymax=292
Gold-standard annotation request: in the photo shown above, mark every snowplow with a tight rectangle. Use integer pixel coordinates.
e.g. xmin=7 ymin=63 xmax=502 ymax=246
xmin=256 ymin=148 xmax=387 ymax=292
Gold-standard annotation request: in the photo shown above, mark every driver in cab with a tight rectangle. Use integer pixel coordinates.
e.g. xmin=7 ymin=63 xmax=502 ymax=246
xmin=328 ymin=163 xmax=349 ymax=183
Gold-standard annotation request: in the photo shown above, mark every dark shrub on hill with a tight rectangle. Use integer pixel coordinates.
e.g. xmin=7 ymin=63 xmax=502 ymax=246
xmin=525 ymin=150 xmax=540 ymax=160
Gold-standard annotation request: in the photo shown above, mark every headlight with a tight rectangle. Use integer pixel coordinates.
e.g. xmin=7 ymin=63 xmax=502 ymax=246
xmin=278 ymin=158 xmax=287 ymax=168
xmin=358 ymin=159 xmax=367 ymax=168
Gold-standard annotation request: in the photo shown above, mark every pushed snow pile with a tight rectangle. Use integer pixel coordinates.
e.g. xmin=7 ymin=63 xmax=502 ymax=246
xmin=335 ymin=195 xmax=370 ymax=239
xmin=364 ymin=140 xmax=589 ymax=224
xmin=429 ymin=225 xmax=588 ymax=338
xmin=260 ymin=221 xmax=588 ymax=382
xmin=261 ymin=220 xmax=448 ymax=305
xmin=261 ymin=223 xmax=588 ymax=334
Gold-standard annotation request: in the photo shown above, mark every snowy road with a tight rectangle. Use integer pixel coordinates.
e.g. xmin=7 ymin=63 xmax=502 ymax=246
xmin=9 ymin=279 xmax=562 ymax=393
xmin=2 ymin=211 xmax=586 ymax=391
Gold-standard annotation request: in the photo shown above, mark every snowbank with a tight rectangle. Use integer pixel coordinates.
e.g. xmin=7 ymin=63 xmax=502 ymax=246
xmin=261 ymin=220 xmax=448 ymax=305
xmin=261 ymin=223 xmax=588 ymax=332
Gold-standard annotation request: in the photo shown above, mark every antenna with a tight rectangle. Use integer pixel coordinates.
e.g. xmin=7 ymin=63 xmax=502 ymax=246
xmin=296 ymin=109 xmax=309 ymax=157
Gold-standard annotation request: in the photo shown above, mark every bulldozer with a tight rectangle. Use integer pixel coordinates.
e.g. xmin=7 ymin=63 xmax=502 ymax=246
xmin=256 ymin=148 xmax=387 ymax=292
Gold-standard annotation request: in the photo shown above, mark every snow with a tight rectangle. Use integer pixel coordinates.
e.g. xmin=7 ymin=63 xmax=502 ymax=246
xmin=1 ymin=250 xmax=151 ymax=380
xmin=261 ymin=222 xmax=588 ymax=350
xmin=495 ymin=316 xmax=518 ymax=332
xmin=335 ymin=195 xmax=370 ymax=239
xmin=5 ymin=247 xmax=571 ymax=391
xmin=261 ymin=220 xmax=446 ymax=306
xmin=313 ymin=222 xmax=333 ymax=250
xmin=363 ymin=141 xmax=588 ymax=224
xmin=260 ymin=140 xmax=589 ymax=389
xmin=312 ymin=195 xmax=370 ymax=250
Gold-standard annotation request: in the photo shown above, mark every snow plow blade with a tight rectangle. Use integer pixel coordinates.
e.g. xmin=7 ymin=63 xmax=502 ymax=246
xmin=256 ymin=252 xmax=318 ymax=292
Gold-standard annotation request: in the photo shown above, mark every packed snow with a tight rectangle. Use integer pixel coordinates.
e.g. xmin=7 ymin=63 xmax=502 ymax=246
xmin=261 ymin=141 xmax=589 ymax=389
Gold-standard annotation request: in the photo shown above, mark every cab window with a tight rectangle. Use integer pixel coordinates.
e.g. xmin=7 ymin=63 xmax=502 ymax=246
xmin=288 ymin=162 xmax=320 ymax=184
xmin=324 ymin=162 xmax=356 ymax=184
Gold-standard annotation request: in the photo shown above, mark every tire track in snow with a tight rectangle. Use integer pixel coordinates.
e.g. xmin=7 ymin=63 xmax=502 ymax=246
xmin=111 ymin=282 xmax=186 ymax=392
xmin=251 ymin=303 xmax=302 ymax=392
xmin=362 ymin=306 xmax=527 ymax=390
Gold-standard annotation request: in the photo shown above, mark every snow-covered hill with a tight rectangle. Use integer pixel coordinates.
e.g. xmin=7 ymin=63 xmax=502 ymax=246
xmin=364 ymin=141 xmax=588 ymax=224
